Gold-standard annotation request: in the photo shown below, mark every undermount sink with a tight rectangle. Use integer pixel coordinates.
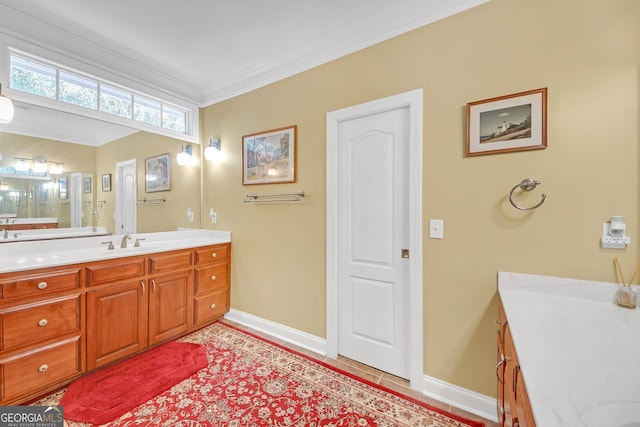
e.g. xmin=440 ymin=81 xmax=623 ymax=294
xmin=578 ymin=401 xmax=640 ymax=427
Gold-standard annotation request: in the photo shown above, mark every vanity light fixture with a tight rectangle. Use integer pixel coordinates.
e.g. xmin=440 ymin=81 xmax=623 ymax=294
xmin=32 ymin=157 xmax=48 ymax=173
xmin=0 ymin=84 xmax=14 ymax=124
xmin=13 ymin=157 xmax=64 ymax=174
xmin=205 ymin=138 xmax=221 ymax=161
xmin=176 ymin=144 xmax=193 ymax=166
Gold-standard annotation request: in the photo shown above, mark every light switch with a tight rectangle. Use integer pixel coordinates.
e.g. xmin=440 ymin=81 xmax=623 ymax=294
xmin=429 ymin=219 xmax=444 ymax=239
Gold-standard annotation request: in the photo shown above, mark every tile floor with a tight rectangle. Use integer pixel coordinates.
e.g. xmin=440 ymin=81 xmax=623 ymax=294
xmin=225 ymin=320 xmax=499 ymax=427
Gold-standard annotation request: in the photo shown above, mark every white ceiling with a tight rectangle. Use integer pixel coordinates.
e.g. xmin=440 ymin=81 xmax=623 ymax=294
xmin=0 ymin=0 xmax=487 ymax=145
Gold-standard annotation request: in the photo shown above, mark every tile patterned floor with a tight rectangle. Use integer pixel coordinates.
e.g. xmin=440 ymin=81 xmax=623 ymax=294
xmin=225 ymin=320 xmax=499 ymax=427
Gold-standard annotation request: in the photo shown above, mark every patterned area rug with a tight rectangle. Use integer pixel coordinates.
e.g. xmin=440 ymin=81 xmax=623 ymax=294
xmin=34 ymin=321 xmax=484 ymax=427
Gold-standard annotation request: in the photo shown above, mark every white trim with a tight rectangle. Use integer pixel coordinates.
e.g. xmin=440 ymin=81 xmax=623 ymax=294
xmin=326 ymin=88 xmax=423 ymax=390
xmin=224 ymin=309 xmax=498 ymax=423
xmin=224 ymin=308 xmax=327 ymax=356
xmin=421 ymin=374 xmax=499 ymax=423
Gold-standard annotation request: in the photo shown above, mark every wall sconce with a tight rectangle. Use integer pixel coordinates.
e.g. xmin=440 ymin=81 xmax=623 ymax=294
xmin=205 ymin=138 xmax=221 ymax=161
xmin=176 ymin=144 xmax=193 ymax=166
xmin=14 ymin=157 xmax=64 ymax=174
xmin=0 ymin=84 xmax=14 ymax=125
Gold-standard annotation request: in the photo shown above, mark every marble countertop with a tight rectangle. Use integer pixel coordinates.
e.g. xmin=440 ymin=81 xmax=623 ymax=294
xmin=0 ymin=226 xmax=109 ymax=242
xmin=498 ymin=271 xmax=640 ymax=427
xmin=0 ymin=229 xmax=231 ymax=274
xmin=0 ymin=217 xmax=58 ymax=224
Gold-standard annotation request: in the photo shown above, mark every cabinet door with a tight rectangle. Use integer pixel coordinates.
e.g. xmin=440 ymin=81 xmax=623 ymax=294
xmin=497 ymin=302 xmax=508 ymax=426
xmin=86 ymin=281 xmax=147 ymax=370
xmin=515 ymin=366 xmax=536 ymax=427
xmin=148 ymin=270 xmax=192 ymax=345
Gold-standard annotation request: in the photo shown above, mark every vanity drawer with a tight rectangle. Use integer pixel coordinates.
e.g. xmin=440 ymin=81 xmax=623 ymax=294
xmin=85 ymin=257 xmax=146 ymax=286
xmin=194 ymin=244 xmax=229 ymax=266
xmin=195 ymin=264 xmax=228 ymax=294
xmin=148 ymin=249 xmax=193 ymax=274
xmin=1 ymin=295 xmax=81 ymax=351
xmin=0 ymin=336 xmax=82 ymax=404
xmin=194 ymin=289 xmax=228 ymax=326
xmin=0 ymin=268 xmax=81 ymax=301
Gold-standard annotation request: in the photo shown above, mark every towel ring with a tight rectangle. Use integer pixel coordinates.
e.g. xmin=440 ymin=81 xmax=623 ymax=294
xmin=508 ymin=178 xmax=546 ymax=211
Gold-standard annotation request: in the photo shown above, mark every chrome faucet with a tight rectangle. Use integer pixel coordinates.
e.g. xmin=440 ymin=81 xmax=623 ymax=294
xmin=120 ymin=234 xmax=132 ymax=248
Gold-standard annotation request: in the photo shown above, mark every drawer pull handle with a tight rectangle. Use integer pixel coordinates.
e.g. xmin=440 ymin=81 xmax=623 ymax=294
xmin=210 ymin=304 xmax=216 ymax=310
xmin=211 ymin=253 xmax=217 ymax=258
xmin=37 ymin=281 xmax=48 ymax=290
xmin=38 ymin=364 xmax=48 ymax=373
xmin=211 ymin=275 xmax=217 ymax=281
xmin=38 ymin=319 xmax=48 ymax=327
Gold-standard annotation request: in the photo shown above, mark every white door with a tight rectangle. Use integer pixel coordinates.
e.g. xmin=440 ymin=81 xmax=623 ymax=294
xmin=327 ymin=89 xmax=423 ymax=388
xmin=115 ymin=160 xmax=137 ymax=235
xmin=70 ymin=173 xmax=82 ymax=227
xmin=336 ymin=107 xmax=410 ymax=378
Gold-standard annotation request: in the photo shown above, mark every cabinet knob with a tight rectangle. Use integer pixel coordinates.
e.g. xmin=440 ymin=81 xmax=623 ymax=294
xmin=38 ymin=364 xmax=48 ymax=373
xmin=38 ymin=319 xmax=48 ymax=327
xmin=210 ymin=304 xmax=216 ymax=310
xmin=37 ymin=281 xmax=48 ymax=290
xmin=211 ymin=253 xmax=217 ymax=258
xmin=211 ymin=275 xmax=217 ymax=281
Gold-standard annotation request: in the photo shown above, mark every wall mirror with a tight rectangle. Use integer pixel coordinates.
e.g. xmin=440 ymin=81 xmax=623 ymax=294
xmin=0 ymin=102 xmax=201 ymax=234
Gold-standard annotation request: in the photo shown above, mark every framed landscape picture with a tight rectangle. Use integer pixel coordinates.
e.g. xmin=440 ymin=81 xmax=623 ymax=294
xmin=145 ymin=153 xmax=171 ymax=192
xmin=466 ymin=88 xmax=547 ymax=156
xmin=242 ymin=125 xmax=296 ymax=185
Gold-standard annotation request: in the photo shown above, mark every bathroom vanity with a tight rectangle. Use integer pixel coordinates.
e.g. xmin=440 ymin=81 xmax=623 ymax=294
xmin=0 ymin=229 xmax=231 ymax=405
xmin=498 ymin=272 xmax=640 ymax=427
xmin=0 ymin=217 xmax=58 ymax=231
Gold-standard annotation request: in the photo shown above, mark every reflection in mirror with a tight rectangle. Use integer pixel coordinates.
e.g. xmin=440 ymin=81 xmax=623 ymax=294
xmin=0 ymin=109 xmax=201 ymax=235
xmin=0 ymin=132 xmax=96 ymax=229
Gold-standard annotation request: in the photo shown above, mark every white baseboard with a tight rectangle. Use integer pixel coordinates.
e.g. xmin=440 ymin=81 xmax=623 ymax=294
xmin=224 ymin=308 xmax=498 ymax=423
xmin=421 ymin=374 xmax=498 ymax=423
xmin=224 ymin=309 xmax=328 ymax=355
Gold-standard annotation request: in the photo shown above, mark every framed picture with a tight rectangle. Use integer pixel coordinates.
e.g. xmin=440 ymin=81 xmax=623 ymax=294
xmin=242 ymin=125 xmax=296 ymax=185
xmin=59 ymin=177 xmax=68 ymax=199
xmin=466 ymin=88 xmax=547 ymax=156
xmin=102 ymin=174 xmax=112 ymax=192
xmin=83 ymin=177 xmax=92 ymax=194
xmin=145 ymin=153 xmax=171 ymax=192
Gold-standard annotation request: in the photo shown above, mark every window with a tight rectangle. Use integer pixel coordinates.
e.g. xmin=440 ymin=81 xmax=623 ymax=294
xmin=7 ymin=50 xmax=192 ymax=136
xmin=100 ymin=84 xmax=132 ymax=118
xmin=162 ymin=104 xmax=187 ymax=134
xmin=59 ymin=71 xmax=97 ymax=109
xmin=9 ymin=54 xmax=56 ymax=99
xmin=134 ymin=96 xmax=161 ymax=126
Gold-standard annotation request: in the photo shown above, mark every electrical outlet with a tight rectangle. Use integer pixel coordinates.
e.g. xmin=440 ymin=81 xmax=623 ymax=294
xmin=429 ymin=219 xmax=444 ymax=239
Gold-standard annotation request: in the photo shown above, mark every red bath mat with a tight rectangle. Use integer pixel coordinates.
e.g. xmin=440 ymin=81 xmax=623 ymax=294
xmin=60 ymin=341 xmax=208 ymax=424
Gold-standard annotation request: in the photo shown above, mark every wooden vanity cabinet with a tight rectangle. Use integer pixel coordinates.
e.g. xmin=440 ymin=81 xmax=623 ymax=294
xmin=147 ymin=250 xmax=194 ymax=345
xmin=194 ymin=244 xmax=230 ymax=327
xmin=0 ymin=265 xmax=84 ymax=405
xmin=86 ymin=279 xmax=148 ymax=370
xmin=86 ymin=250 xmax=194 ymax=368
xmin=0 ymin=242 xmax=231 ymax=404
xmin=497 ymin=299 xmax=536 ymax=427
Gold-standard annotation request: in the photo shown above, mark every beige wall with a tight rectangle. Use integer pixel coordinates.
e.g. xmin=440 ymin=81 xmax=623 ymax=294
xmin=95 ymin=131 xmax=201 ymax=234
xmin=201 ymin=0 xmax=639 ymax=397
xmin=0 ymin=133 xmax=96 ymax=226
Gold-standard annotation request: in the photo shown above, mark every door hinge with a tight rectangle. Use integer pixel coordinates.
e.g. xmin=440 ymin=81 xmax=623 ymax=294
xmin=401 ymin=249 xmax=410 ymax=258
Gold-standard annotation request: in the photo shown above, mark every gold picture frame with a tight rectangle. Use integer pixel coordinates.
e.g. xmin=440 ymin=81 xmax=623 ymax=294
xmin=466 ymin=88 xmax=547 ymax=156
xmin=145 ymin=153 xmax=171 ymax=193
xmin=242 ymin=125 xmax=296 ymax=185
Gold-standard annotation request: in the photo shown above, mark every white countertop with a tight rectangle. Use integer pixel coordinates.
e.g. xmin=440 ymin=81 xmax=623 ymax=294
xmin=0 ymin=217 xmax=58 ymax=224
xmin=0 ymin=226 xmax=109 ymax=242
xmin=498 ymin=272 xmax=640 ymax=427
xmin=0 ymin=229 xmax=231 ymax=274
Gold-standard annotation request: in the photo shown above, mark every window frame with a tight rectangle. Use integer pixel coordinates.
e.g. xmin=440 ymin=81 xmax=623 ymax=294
xmin=6 ymin=48 xmax=197 ymax=143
